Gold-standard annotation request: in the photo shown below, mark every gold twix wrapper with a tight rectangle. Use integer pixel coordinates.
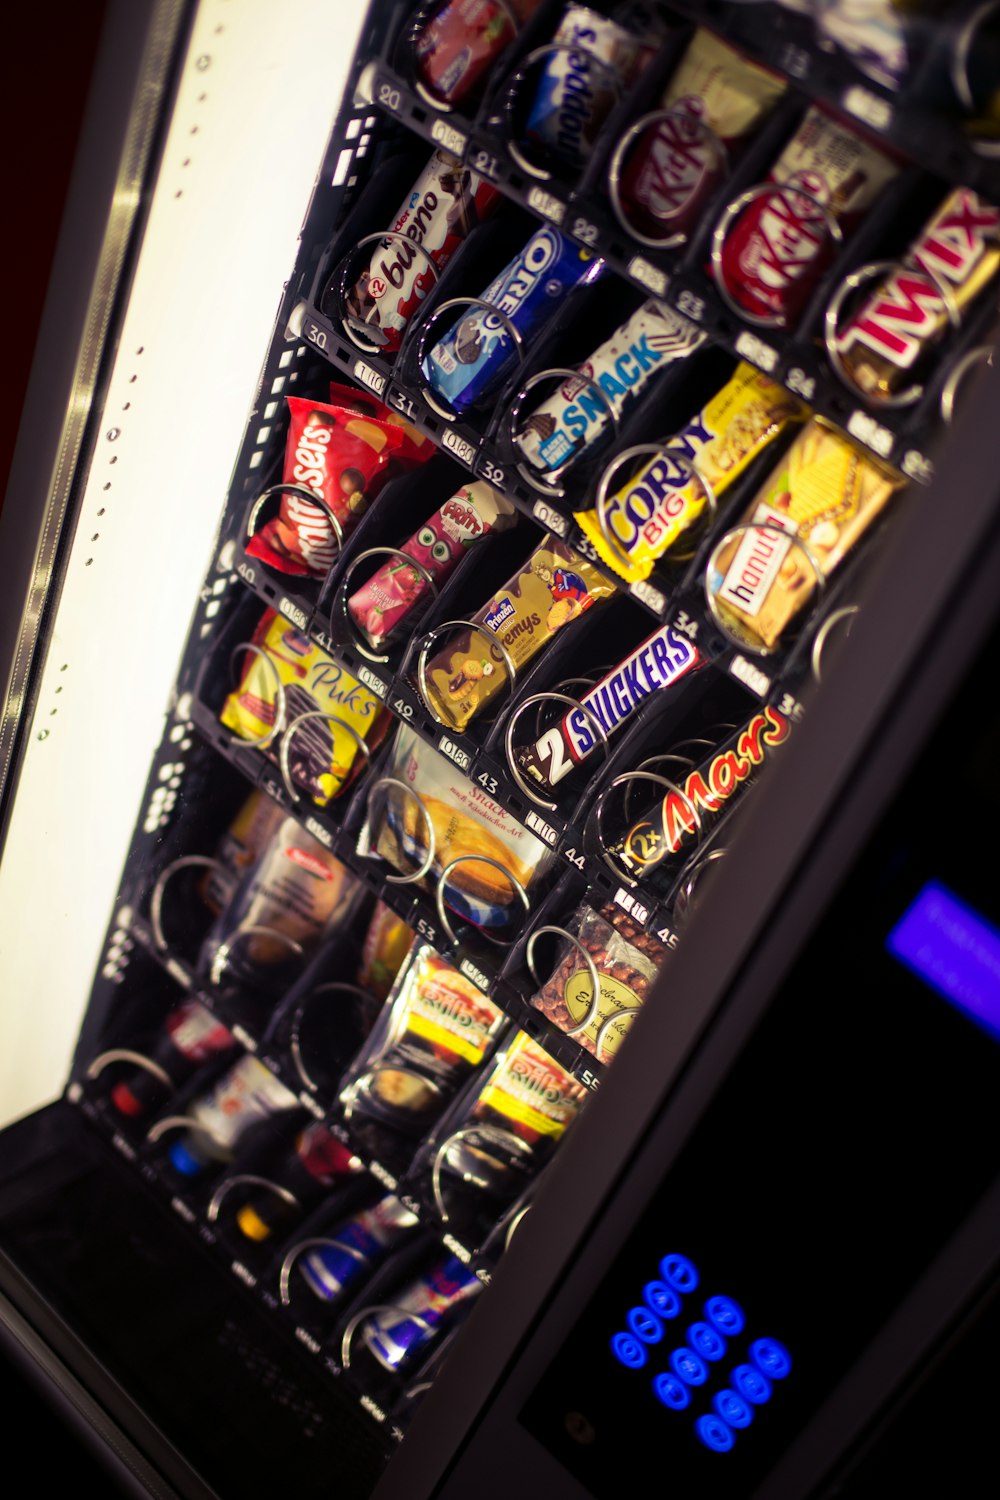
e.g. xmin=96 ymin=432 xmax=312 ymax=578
xmin=709 ymin=419 xmax=904 ymax=652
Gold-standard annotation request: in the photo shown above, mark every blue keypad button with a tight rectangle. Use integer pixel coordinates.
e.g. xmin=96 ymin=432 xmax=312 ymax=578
xmin=670 ymin=1347 xmax=708 ymax=1386
xmin=611 ymin=1332 xmax=647 ymax=1370
xmin=733 ymin=1362 xmax=772 ymax=1405
xmin=660 ymin=1253 xmax=699 ymax=1294
xmin=653 ymin=1372 xmax=690 ymax=1411
xmin=705 ymin=1295 xmax=745 ymax=1337
xmin=751 ymin=1338 xmax=792 ymax=1380
xmin=688 ymin=1321 xmax=726 ymax=1361
xmin=695 ymin=1414 xmax=736 ymax=1452
xmin=714 ymin=1389 xmax=754 ymax=1429
xmin=627 ymin=1305 xmax=663 ymax=1344
xmin=643 ymin=1280 xmax=681 ymax=1321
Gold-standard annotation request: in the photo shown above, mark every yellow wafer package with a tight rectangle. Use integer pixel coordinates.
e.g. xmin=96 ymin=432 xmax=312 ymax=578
xmin=575 ymin=363 xmax=806 ymax=584
xmin=707 ymin=419 xmax=904 ymax=653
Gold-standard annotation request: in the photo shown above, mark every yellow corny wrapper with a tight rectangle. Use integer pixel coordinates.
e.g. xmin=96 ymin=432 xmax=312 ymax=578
xmin=220 ymin=609 xmax=386 ymax=804
xmin=707 ymin=418 xmax=905 ymax=653
xmin=575 ymin=363 xmax=806 ymax=583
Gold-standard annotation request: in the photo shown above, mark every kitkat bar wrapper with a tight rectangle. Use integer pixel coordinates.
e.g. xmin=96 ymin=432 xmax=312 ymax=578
xmin=833 ymin=187 xmax=1000 ymax=400
xmin=617 ymin=29 xmax=785 ymax=244
xmin=423 ymin=226 xmax=604 ymax=415
xmin=346 ymin=481 xmax=516 ymax=652
xmin=575 ymin=361 xmax=807 ymax=582
xmin=612 ymin=703 xmax=793 ymax=882
xmin=371 ymin=726 xmax=551 ymax=931
xmin=513 ymin=623 xmax=702 ymax=796
xmin=414 ymin=0 xmax=544 ymax=108
xmin=707 ymin=419 xmax=905 ymax=653
xmin=334 ymin=150 xmax=500 ymax=356
xmin=524 ymin=4 xmax=642 ymax=167
xmin=515 ymin=300 xmax=706 ymax=474
xmin=246 ymin=386 xmax=412 ymax=579
xmin=418 ymin=536 xmax=615 ymax=732
xmin=220 ymin=609 xmax=388 ymax=803
xmin=714 ymin=104 xmax=899 ymax=326
xmin=531 ymin=902 xmax=669 ymax=1061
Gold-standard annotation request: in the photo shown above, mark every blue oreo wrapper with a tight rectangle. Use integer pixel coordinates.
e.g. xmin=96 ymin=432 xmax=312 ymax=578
xmin=422 ymin=226 xmax=603 ymax=414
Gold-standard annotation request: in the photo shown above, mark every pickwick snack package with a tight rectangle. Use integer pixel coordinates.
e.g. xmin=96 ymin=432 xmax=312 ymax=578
xmin=707 ymin=419 xmax=905 ymax=653
xmin=514 ymin=300 xmax=706 ymax=475
xmin=714 ymin=104 xmax=899 ymax=325
xmin=414 ymin=0 xmax=545 ymax=108
xmin=220 ymin=609 xmax=388 ymax=803
xmin=575 ymin=362 xmax=807 ymax=582
xmin=336 ymin=150 xmax=500 ymax=356
xmin=617 ymin=29 xmax=786 ymax=243
xmin=530 ymin=902 xmax=669 ymax=1061
xmin=418 ymin=537 xmax=616 ymax=732
xmin=367 ymin=727 xmax=552 ymax=932
xmin=833 ymin=186 xmax=1000 ymax=400
xmin=524 ymin=4 xmax=643 ymax=167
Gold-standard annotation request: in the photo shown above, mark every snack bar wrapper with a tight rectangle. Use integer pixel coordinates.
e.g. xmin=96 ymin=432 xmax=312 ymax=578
xmin=346 ymin=481 xmax=516 ymax=653
xmin=414 ymin=0 xmax=545 ymax=108
xmin=618 ymin=29 xmax=786 ymax=243
xmin=575 ymin=361 xmax=807 ymax=581
xmin=524 ymin=4 xmax=642 ymax=167
xmin=199 ymin=788 xmax=285 ymax=914
xmin=714 ymin=104 xmax=899 ymax=325
xmin=708 ymin=420 xmax=905 ymax=652
xmin=336 ymin=150 xmax=500 ymax=356
xmin=422 ymin=225 xmax=604 ymax=415
xmin=246 ymin=386 xmax=413 ymax=579
xmin=418 ymin=536 xmax=616 ymax=732
xmin=530 ymin=902 xmax=669 ymax=1060
xmin=220 ymin=609 xmax=388 ymax=804
xmin=834 ymin=186 xmax=1000 ymax=400
xmin=356 ymin=900 xmax=417 ymax=1004
xmin=515 ymin=300 xmax=706 ymax=475
xmin=366 ymin=727 xmax=552 ymax=931
xmin=513 ymin=623 xmax=703 ymax=796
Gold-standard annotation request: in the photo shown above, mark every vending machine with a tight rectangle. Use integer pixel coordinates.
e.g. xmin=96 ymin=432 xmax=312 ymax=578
xmin=1 ymin=2 xmax=998 ymax=1497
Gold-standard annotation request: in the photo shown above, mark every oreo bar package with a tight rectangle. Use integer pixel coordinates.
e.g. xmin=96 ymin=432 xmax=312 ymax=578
xmin=422 ymin=226 xmax=604 ymax=414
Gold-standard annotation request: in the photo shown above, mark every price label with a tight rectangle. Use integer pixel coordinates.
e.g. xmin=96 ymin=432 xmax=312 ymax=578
xmin=525 ymin=809 xmax=558 ymax=846
xmin=532 ymin=498 xmax=568 ymax=535
xmin=443 ymin=1234 xmax=472 ymax=1264
xmin=357 ymin=665 xmax=388 ymax=699
xmin=527 ymin=186 xmax=566 ymax=225
xmin=443 ymin=428 xmax=477 ymax=466
xmin=304 ymin=815 xmax=333 ymax=848
xmin=842 ymin=85 xmax=892 ymax=132
xmin=901 ymin=449 xmax=934 ymax=484
xmin=279 ymin=596 xmax=309 ymax=631
xmin=369 ymin=1160 xmax=398 ymax=1191
xmin=847 ymin=409 xmax=894 ymax=458
xmin=431 ymin=119 xmax=467 ymax=157
xmin=729 ymin=653 xmax=771 ymax=698
xmin=459 ymin=957 xmax=491 ymax=993
xmin=295 ymin=1327 xmax=322 ymax=1355
xmin=231 ymin=1024 xmax=258 ymax=1053
xmin=438 ymin=734 xmax=472 ymax=772
xmin=735 ymin=331 xmax=778 ymax=374
xmin=630 ymin=578 xmax=667 ymax=614
xmin=628 ymin=256 xmax=668 ymax=298
xmin=352 ymin=359 xmax=386 ymax=396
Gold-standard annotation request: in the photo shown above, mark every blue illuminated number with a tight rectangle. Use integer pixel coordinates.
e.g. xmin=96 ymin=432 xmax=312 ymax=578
xmin=652 ymin=1372 xmax=690 ymax=1411
xmin=688 ymin=1321 xmax=725 ymax=1361
xmin=670 ymin=1347 xmax=708 ymax=1386
xmin=751 ymin=1338 xmax=792 ymax=1380
xmin=695 ymin=1414 xmax=736 ymax=1452
xmin=643 ymin=1281 xmax=681 ymax=1320
xmin=660 ymin=1253 xmax=699 ymax=1294
xmin=611 ymin=1332 xmax=647 ymax=1369
xmin=733 ymin=1363 xmax=772 ymax=1405
xmin=714 ymin=1389 xmax=753 ymax=1429
xmin=704 ymin=1295 xmax=745 ymax=1337
xmin=627 ymin=1306 xmax=663 ymax=1345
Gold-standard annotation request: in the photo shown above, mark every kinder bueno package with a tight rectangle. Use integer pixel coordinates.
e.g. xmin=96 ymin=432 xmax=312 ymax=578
xmin=334 ymin=150 xmax=500 ymax=356
xmin=575 ymin=362 xmax=807 ymax=581
xmin=833 ymin=186 xmax=1000 ymax=400
xmin=714 ymin=104 xmax=899 ymax=325
xmin=422 ymin=225 xmax=604 ymax=415
xmin=514 ymin=300 xmax=706 ymax=475
xmin=346 ymin=481 xmax=516 ymax=653
xmin=364 ymin=726 xmax=552 ymax=933
xmin=417 ymin=536 xmax=616 ymax=732
xmin=220 ymin=609 xmax=388 ymax=804
xmin=617 ymin=29 xmax=786 ymax=243
xmin=414 ymin=0 xmax=545 ymax=108
xmin=524 ymin=4 xmax=642 ymax=167
xmin=707 ymin=419 xmax=904 ymax=653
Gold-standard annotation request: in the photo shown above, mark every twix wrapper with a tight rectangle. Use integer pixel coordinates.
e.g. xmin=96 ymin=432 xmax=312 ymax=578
xmin=708 ymin=418 xmax=905 ymax=653
xmin=418 ymin=537 xmax=615 ymax=732
xmin=415 ymin=0 xmax=544 ymax=107
xmin=334 ymin=151 xmax=499 ymax=356
xmin=611 ymin=704 xmax=793 ymax=881
xmin=618 ymin=29 xmax=786 ymax=243
xmin=513 ymin=623 xmax=702 ymax=794
xmin=575 ymin=362 xmax=807 ymax=582
xmin=834 ymin=187 xmax=1000 ymax=399
xmin=716 ymin=105 xmax=899 ymax=325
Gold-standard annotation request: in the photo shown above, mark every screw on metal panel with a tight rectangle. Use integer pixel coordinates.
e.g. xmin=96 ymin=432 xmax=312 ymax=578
xmin=564 ymin=1412 xmax=595 ymax=1446
xmin=196 ymin=55 xmax=211 ymax=71
xmin=107 ymin=427 xmax=120 ymax=441
xmin=37 ymin=729 xmax=49 ymax=741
